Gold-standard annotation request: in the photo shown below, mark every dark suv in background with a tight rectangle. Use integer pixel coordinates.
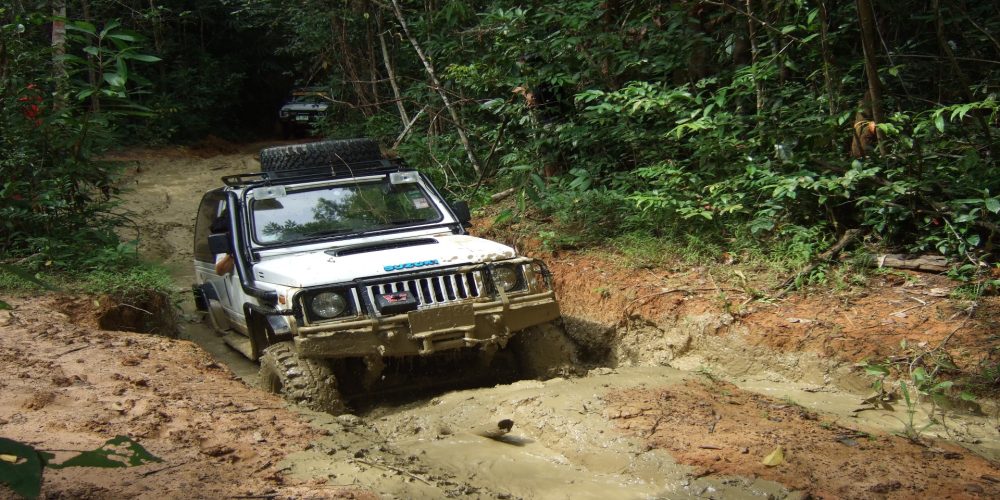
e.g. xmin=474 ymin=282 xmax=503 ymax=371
xmin=278 ymin=87 xmax=330 ymax=138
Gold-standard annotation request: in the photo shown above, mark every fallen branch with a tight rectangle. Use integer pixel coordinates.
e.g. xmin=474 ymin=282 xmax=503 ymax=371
xmin=774 ymin=229 xmax=862 ymax=298
xmin=140 ymin=462 xmax=186 ymax=477
xmin=490 ymin=188 xmax=515 ymax=203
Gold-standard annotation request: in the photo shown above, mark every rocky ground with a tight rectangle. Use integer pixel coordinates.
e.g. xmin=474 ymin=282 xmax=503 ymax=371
xmin=2 ymin=139 xmax=998 ymax=499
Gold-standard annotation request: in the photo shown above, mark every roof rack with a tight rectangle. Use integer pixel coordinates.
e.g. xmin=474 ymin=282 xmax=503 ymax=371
xmin=222 ymin=159 xmax=411 ymax=187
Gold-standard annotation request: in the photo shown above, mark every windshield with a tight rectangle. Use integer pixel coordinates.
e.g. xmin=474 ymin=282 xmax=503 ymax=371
xmin=289 ymin=94 xmax=326 ymax=105
xmin=250 ymin=180 xmax=443 ymax=245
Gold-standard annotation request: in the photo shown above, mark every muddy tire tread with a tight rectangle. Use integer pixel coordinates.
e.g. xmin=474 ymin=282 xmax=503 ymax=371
xmin=259 ymin=342 xmax=346 ymax=414
xmin=259 ymin=139 xmax=382 ymax=172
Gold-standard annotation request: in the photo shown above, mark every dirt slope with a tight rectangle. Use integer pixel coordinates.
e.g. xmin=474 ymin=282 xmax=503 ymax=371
xmin=0 ymin=296 xmax=365 ymax=499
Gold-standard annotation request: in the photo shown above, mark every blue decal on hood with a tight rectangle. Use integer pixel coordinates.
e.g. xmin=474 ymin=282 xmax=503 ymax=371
xmin=384 ymin=260 xmax=439 ymax=272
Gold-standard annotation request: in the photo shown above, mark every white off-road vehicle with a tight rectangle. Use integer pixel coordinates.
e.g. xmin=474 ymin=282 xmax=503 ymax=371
xmin=192 ymin=139 xmax=577 ymax=413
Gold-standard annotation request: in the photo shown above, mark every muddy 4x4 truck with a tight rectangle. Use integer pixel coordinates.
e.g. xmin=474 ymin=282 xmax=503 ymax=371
xmin=192 ymin=139 xmax=578 ymax=413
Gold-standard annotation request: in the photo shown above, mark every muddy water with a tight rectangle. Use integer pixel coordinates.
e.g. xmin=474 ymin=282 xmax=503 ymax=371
xmin=280 ymin=368 xmax=798 ymax=499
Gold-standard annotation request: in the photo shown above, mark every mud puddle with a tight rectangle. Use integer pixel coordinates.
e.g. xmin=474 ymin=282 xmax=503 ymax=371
xmin=281 ymin=368 xmax=798 ymax=499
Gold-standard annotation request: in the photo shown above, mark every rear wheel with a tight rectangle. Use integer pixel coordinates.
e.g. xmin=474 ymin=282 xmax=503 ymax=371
xmin=259 ymin=138 xmax=382 ymax=173
xmin=510 ymin=320 xmax=582 ymax=379
xmin=259 ymin=342 xmax=346 ymax=414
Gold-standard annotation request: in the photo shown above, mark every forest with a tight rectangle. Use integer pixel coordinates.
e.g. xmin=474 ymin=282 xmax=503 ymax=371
xmin=2 ymin=0 xmax=999 ymax=280
xmin=3 ymin=2 xmax=1000 ymax=498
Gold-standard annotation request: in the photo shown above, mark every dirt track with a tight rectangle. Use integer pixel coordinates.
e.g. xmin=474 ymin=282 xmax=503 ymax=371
xmin=2 ymin=140 xmax=999 ymax=498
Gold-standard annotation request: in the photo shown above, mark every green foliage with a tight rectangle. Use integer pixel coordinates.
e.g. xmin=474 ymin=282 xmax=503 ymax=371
xmin=0 ymin=438 xmax=51 ymax=499
xmin=1 ymin=10 xmax=157 ymax=273
xmin=0 ymin=436 xmax=160 ymax=499
xmin=83 ymin=265 xmax=174 ymax=303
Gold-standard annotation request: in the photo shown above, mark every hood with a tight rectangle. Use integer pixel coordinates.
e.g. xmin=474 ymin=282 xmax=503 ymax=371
xmin=251 ymin=235 xmax=516 ymax=288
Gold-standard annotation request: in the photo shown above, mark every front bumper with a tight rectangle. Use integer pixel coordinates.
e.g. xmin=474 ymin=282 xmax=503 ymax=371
xmin=293 ymin=290 xmax=560 ymax=358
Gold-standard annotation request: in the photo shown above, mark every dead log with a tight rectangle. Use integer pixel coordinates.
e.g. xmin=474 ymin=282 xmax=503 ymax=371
xmin=872 ymin=254 xmax=950 ymax=273
xmin=490 ymin=188 xmax=515 ymax=203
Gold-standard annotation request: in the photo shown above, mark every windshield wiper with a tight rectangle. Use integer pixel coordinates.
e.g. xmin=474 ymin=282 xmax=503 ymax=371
xmin=299 ymin=228 xmax=353 ymax=238
xmin=387 ymin=218 xmax=429 ymax=226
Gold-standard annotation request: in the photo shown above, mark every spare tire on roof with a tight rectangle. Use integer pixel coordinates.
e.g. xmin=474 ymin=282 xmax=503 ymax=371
xmin=259 ymin=138 xmax=383 ymax=173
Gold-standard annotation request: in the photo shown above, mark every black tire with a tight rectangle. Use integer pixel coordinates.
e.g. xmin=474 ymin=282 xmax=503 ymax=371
xmin=510 ymin=320 xmax=582 ymax=380
xmin=259 ymin=138 xmax=382 ymax=172
xmin=259 ymin=341 xmax=346 ymax=414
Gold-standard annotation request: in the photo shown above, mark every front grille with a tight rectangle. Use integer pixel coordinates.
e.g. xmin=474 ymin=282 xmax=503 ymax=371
xmin=365 ymin=269 xmax=485 ymax=315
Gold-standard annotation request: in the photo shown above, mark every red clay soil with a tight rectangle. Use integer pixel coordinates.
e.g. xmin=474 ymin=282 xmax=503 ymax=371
xmin=0 ymin=296 xmax=370 ymax=500
xmin=605 ymin=379 xmax=1000 ymax=499
xmin=487 ymin=232 xmax=998 ymax=374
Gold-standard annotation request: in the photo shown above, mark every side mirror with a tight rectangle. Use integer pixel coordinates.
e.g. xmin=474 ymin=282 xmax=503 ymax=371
xmin=208 ymin=233 xmax=233 ymax=255
xmin=450 ymin=201 xmax=472 ymax=227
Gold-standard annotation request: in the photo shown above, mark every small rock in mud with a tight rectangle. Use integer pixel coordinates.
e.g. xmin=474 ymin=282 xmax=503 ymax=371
xmin=589 ymin=367 xmax=616 ymax=376
xmin=337 ymin=414 xmax=363 ymax=427
xmin=869 ymin=481 xmax=902 ymax=493
xmin=202 ymin=445 xmax=235 ymax=457
xmin=23 ymin=391 xmax=56 ymax=410
xmin=966 ymin=483 xmax=985 ymax=494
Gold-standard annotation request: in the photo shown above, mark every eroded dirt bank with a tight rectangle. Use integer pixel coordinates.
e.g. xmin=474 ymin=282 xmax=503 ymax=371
xmin=3 ymin=141 xmax=998 ymax=498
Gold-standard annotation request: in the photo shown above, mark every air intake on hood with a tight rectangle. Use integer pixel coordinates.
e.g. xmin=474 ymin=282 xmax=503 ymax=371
xmin=326 ymin=238 xmax=438 ymax=257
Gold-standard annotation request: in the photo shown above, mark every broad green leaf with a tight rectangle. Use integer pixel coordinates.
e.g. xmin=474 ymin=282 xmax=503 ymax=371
xmin=864 ymin=364 xmax=889 ymax=377
xmin=493 ymin=209 xmax=515 ymax=225
xmin=985 ymin=198 xmax=1000 ymax=214
xmin=103 ymin=73 xmax=126 ymax=88
xmin=0 ymin=438 xmax=53 ymax=499
xmin=68 ymin=21 xmax=96 ymax=34
xmin=107 ymin=33 xmax=137 ymax=42
xmin=930 ymin=381 xmax=954 ymax=393
xmin=99 ymin=19 xmax=121 ymax=38
xmin=0 ymin=300 xmax=11 ymax=310
xmin=50 ymin=436 xmax=161 ymax=469
xmin=934 ymin=114 xmax=945 ymax=132
xmin=124 ymin=53 xmax=161 ymax=63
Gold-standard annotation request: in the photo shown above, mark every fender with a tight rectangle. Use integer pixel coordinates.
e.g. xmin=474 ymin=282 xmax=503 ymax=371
xmin=242 ymin=302 xmax=295 ymax=360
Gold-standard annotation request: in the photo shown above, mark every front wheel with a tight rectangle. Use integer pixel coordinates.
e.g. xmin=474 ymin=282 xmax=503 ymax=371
xmin=509 ymin=320 xmax=582 ymax=380
xmin=259 ymin=342 xmax=346 ymax=414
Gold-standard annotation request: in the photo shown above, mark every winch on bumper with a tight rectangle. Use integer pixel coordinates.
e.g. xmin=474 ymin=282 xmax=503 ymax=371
xmin=289 ymin=258 xmax=561 ymax=358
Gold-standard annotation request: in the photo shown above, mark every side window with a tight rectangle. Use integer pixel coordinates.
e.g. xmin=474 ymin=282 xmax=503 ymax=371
xmin=193 ymin=189 xmax=226 ymax=262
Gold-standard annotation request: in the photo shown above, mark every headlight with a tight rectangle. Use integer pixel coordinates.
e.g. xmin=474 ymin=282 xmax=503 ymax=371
xmin=310 ymin=292 xmax=347 ymax=318
xmin=492 ymin=266 xmax=519 ymax=292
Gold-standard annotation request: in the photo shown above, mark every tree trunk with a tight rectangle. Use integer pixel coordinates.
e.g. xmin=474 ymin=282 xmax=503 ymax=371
xmin=51 ymin=0 xmax=67 ymax=108
xmin=746 ymin=0 xmax=764 ymax=114
xmin=818 ymin=1 xmax=836 ymax=117
xmin=389 ymin=0 xmax=483 ymax=176
xmin=855 ymin=0 xmax=887 ymax=155
xmin=377 ymin=14 xmax=409 ymax=127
